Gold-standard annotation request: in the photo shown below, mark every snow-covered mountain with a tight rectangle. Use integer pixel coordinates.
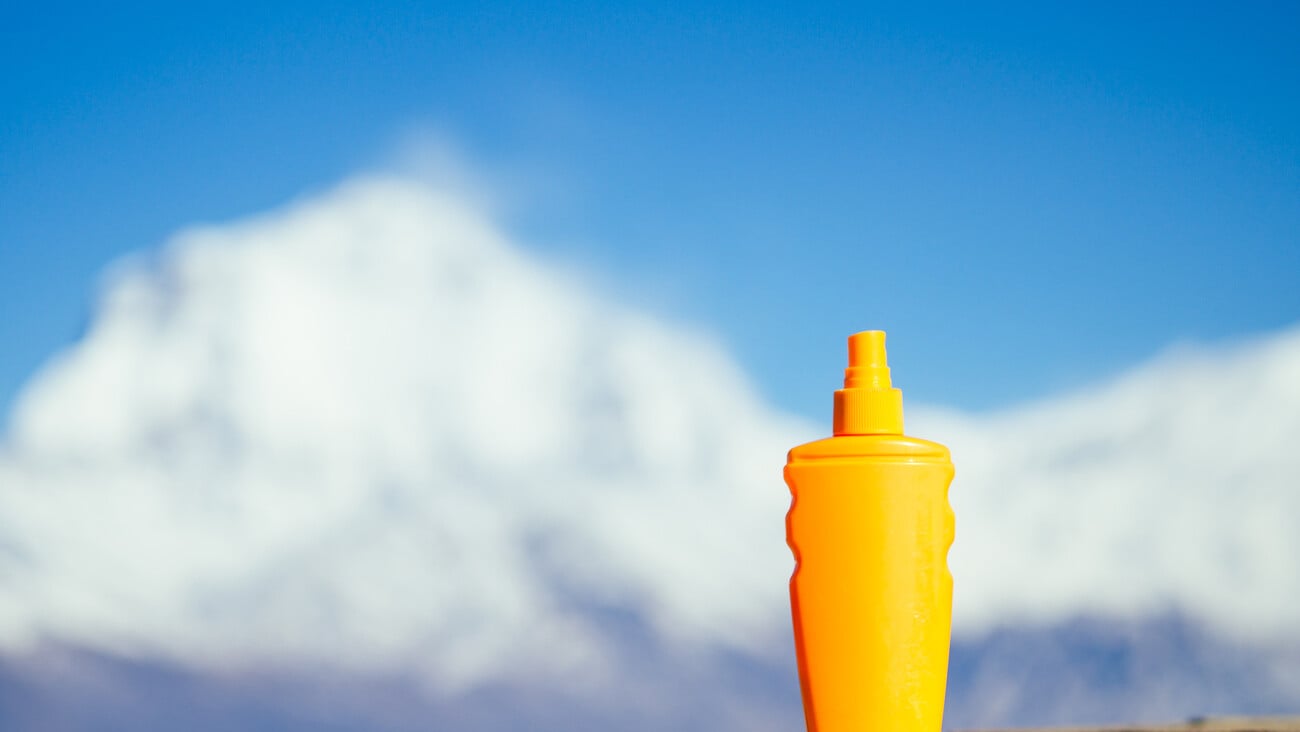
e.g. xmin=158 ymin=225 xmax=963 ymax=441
xmin=1 ymin=177 xmax=1296 ymax=728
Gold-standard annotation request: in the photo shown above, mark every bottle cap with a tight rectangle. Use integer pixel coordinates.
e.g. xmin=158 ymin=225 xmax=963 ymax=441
xmin=833 ymin=331 xmax=904 ymax=435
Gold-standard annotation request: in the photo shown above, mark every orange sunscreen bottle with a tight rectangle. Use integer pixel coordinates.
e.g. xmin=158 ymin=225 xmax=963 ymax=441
xmin=784 ymin=331 xmax=955 ymax=732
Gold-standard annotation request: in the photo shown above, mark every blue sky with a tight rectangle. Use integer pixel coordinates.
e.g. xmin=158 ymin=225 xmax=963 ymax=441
xmin=3 ymin=1 xmax=1298 ymax=421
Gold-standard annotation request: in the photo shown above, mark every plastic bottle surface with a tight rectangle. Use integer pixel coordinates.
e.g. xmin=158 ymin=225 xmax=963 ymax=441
xmin=784 ymin=331 xmax=955 ymax=732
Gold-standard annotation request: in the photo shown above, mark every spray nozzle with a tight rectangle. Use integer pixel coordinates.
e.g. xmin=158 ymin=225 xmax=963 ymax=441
xmin=834 ymin=330 xmax=904 ymax=435
xmin=845 ymin=331 xmax=893 ymax=389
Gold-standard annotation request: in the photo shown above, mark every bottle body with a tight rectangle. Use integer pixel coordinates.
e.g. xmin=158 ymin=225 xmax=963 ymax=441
xmin=785 ymin=434 xmax=955 ymax=732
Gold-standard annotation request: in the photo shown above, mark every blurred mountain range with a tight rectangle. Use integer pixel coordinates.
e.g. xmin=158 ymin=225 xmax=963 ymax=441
xmin=0 ymin=178 xmax=1296 ymax=729
xmin=3 ymin=614 xmax=1297 ymax=730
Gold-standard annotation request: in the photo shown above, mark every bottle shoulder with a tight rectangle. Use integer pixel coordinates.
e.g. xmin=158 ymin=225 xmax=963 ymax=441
xmin=787 ymin=433 xmax=950 ymax=463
